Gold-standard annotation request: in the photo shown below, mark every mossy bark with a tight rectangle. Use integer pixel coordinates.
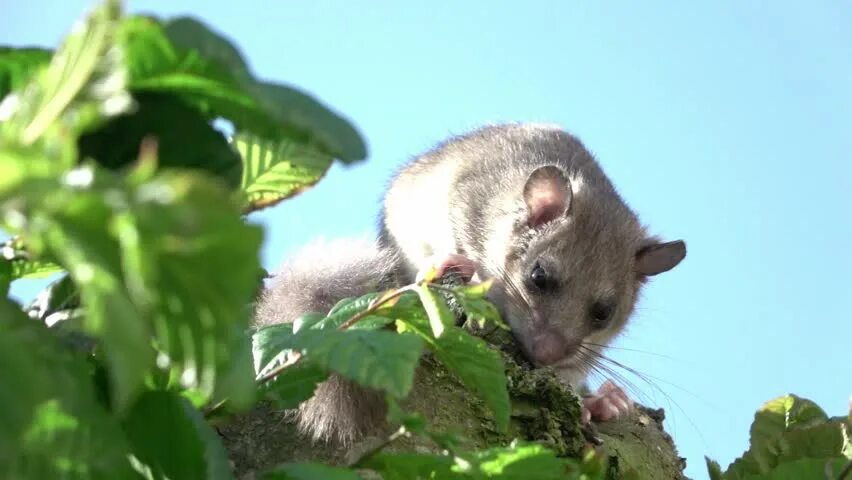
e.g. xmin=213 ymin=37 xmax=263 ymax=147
xmin=217 ymin=325 xmax=687 ymax=479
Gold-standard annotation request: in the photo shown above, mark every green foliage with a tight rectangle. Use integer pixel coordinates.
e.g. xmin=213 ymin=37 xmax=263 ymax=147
xmin=10 ymin=2 xmax=822 ymax=480
xmin=122 ymin=391 xmax=233 ymax=480
xmin=706 ymin=394 xmax=852 ymax=480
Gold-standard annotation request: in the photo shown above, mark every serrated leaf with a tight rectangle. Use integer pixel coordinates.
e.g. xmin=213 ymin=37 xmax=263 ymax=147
xmin=313 ymin=292 xmax=393 ymax=330
xmin=260 ymin=462 xmax=363 ymax=480
xmin=0 ymin=298 xmax=136 ymax=479
xmin=1 ymin=0 xmax=133 ymax=148
xmin=417 ymin=284 xmax=455 ymax=338
xmin=401 ymin=319 xmax=510 ymax=433
xmin=234 ymin=132 xmax=332 ymax=212
xmin=2 ymin=164 xmax=262 ymax=410
xmin=294 ymin=329 xmax=423 ymax=398
xmin=0 ymin=47 xmax=52 ymax=100
xmin=11 ymin=258 xmax=64 ymax=279
xmin=261 ymin=362 xmax=329 ymax=409
xmin=122 ymin=391 xmax=233 ymax=480
xmin=251 ymin=322 xmax=329 ymax=408
xmin=79 ymin=92 xmax=243 ymax=187
xmin=120 ymin=15 xmax=366 ymax=163
xmin=740 ymin=457 xmax=848 ymax=480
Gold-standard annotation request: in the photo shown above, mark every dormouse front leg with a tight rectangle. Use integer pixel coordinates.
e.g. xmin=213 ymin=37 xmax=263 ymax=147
xmin=581 ymin=379 xmax=634 ymax=424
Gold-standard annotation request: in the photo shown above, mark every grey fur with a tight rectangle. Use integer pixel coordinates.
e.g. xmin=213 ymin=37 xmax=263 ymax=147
xmin=253 ymin=238 xmax=399 ymax=445
xmin=380 ymin=123 xmax=686 ymax=388
xmin=256 ymin=123 xmax=686 ymax=446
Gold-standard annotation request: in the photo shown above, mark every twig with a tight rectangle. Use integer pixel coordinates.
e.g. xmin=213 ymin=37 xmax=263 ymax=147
xmin=350 ymin=427 xmax=408 ymax=468
xmin=336 ymin=284 xmax=416 ymax=330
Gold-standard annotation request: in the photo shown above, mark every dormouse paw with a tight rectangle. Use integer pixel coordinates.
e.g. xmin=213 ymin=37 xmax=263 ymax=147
xmin=415 ymin=253 xmax=478 ymax=284
xmin=581 ymin=380 xmax=633 ymax=423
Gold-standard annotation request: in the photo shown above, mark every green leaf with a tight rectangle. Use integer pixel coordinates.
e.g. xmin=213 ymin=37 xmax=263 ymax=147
xmin=122 ymin=391 xmax=233 ymax=480
xmin=0 ymin=236 xmax=65 ymax=281
xmin=402 ymin=320 xmax=510 ymax=433
xmin=1 ymin=0 xmax=132 ymax=148
xmin=260 ymin=462 xmax=363 ymax=480
xmin=121 ymin=15 xmax=366 ymax=163
xmin=465 ymin=442 xmax=578 ymax=479
xmin=0 ymin=298 xmax=136 ymax=479
xmin=451 ymin=280 xmax=506 ymax=329
xmin=293 ymin=329 xmax=424 ymax=398
xmin=362 ymin=452 xmax=456 ymax=480
xmin=3 ymin=163 xmax=263 ymax=409
xmin=79 ymin=92 xmax=243 ymax=188
xmin=0 ymin=256 xmax=10 ymax=295
xmin=0 ymin=47 xmax=52 ymax=100
xmin=706 ymin=457 xmax=724 ymax=480
xmin=417 ymin=284 xmax=455 ymax=338
xmin=252 ymin=322 xmax=329 ymax=408
xmin=261 ymin=362 xmax=329 ymax=409
xmin=234 ymin=132 xmax=332 ymax=212
xmin=740 ymin=457 xmax=848 ymax=480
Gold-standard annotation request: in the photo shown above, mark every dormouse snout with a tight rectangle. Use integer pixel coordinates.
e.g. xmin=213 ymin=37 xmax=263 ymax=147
xmin=528 ymin=328 xmax=576 ymax=366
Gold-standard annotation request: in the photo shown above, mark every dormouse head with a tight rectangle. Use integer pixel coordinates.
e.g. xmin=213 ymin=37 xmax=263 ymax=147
xmin=488 ymin=164 xmax=686 ymax=387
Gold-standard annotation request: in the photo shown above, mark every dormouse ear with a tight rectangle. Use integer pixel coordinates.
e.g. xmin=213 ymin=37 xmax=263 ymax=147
xmin=523 ymin=165 xmax=572 ymax=228
xmin=635 ymin=240 xmax=686 ymax=276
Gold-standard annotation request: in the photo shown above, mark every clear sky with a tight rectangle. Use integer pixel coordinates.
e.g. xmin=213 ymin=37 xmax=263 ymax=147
xmin=3 ymin=1 xmax=851 ymax=478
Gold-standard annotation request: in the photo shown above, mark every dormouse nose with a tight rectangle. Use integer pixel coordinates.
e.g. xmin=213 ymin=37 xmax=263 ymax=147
xmin=529 ymin=328 xmax=572 ymax=366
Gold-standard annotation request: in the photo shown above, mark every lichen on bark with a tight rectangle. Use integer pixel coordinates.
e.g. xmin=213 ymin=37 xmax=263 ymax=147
xmin=217 ymin=322 xmax=687 ymax=479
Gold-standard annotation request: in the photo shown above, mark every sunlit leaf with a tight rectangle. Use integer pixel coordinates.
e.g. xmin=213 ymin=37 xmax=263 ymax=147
xmin=417 ymin=284 xmax=455 ymax=338
xmin=1 ymin=0 xmax=133 ymax=148
xmin=234 ymin=132 xmax=332 ymax=212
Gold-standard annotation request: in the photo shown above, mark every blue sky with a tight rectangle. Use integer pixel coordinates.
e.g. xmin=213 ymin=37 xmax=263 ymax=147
xmin=3 ymin=1 xmax=851 ymax=478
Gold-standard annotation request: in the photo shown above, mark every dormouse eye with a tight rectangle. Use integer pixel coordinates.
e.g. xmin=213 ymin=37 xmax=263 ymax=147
xmin=589 ymin=301 xmax=614 ymax=330
xmin=530 ymin=262 xmax=549 ymax=290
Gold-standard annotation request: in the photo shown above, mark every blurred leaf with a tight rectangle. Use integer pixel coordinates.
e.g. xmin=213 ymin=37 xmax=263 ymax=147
xmin=122 ymin=391 xmax=233 ymax=480
xmin=234 ymin=132 xmax=332 ymax=212
xmin=120 ymin=15 xmax=366 ymax=163
xmin=0 ymin=236 xmax=64 ymax=281
xmin=0 ymin=47 xmax=52 ymax=100
xmin=1 ymin=0 xmax=132 ymax=149
xmin=0 ymin=298 xmax=136 ymax=479
xmin=2 ymin=163 xmax=262 ymax=410
xmin=79 ymin=92 xmax=242 ymax=187
xmin=362 ymin=452 xmax=456 ymax=480
xmin=451 ymin=280 xmax=506 ymax=329
xmin=293 ymin=328 xmax=423 ymax=398
xmin=260 ymin=462 xmax=363 ymax=480
xmin=466 ymin=442 xmax=579 ymax=479
xmin=262 ymin=362 xmax=329 ymax=410
xmin=0 ymin=258 xmax=10 ymax=295
xmin=706 ymin=457 xmax=724 ymax=480
xmin=417 ymin=284 xmax=455 ymax=338
xmin=739 ymin=457 xmax=848 ymax=480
